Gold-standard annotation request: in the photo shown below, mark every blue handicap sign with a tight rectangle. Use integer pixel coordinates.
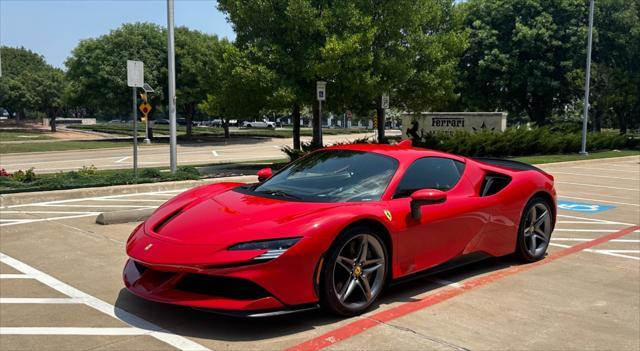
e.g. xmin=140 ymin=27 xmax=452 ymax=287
xmin=557 ymin=200 xmax=616 ymax=213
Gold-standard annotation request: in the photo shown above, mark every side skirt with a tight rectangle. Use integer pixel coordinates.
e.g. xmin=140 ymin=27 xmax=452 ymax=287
xmin=389 ymin=252 xmax=490 ymax=287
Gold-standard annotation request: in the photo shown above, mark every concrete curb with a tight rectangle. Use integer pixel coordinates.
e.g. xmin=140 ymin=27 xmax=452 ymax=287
xmin=96 ymin=208 xmax=155 ymax=225
xmin=0 ymin=175 xmax=257 ymax=207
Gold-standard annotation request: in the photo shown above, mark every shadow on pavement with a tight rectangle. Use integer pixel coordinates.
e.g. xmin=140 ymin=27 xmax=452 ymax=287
xmin=114 ymin=256 xmax=520 ymax=342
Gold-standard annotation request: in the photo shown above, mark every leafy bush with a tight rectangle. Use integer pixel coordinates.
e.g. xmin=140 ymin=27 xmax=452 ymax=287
xmin=78 ymin=165 xmax=98 ymax=176
xmin=141 ymin=168 xmax=162 ymax=178
xmin=11 ymin=168 xmax=37 ymax=183
xmin=413 ymin=128 xmax=638 ymax=157
xmin=174 ymin=166 xmax=201 ymax=180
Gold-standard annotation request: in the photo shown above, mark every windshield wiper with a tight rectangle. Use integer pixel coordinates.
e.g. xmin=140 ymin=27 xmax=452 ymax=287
xmin=254 ymin=189 xmax=302 ymax=200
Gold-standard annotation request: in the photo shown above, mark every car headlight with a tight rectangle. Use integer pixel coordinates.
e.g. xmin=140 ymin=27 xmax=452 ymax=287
xmin=228 ymin=237 xmax=302 ymax=261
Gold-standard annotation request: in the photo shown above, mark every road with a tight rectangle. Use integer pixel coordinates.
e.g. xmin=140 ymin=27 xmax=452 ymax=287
xmin=0 ymin=132 xmax=397 ymax=173
xmin=0 ymin=155 xmax=638 ymax=350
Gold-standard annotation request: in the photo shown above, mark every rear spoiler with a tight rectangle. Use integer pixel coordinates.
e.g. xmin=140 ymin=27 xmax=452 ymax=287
xmin=473 ymin=157 xmax=545 ymax=173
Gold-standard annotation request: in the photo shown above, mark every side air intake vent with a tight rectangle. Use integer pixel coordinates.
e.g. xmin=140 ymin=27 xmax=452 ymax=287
xmin=480 ymin=173 xmax=511 ymax=197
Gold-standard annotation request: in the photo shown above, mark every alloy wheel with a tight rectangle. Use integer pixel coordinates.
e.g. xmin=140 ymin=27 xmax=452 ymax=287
xmin=332 ymin=234 xmax=386 ymax=310
xmin=523 ymin=203 xmax=552 ymax=257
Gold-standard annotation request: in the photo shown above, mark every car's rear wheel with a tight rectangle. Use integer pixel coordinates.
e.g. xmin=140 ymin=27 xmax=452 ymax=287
xmin=516 ymin=197 xmax=553 ymax=262
xmin=320 ymin=227 xmax=387 ymax=316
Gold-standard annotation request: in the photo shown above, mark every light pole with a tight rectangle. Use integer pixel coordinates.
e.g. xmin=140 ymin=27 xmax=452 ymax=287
xmin=580 ymin=0 xmax=595 ymax=156
xmin=167 ymin=0 xmax=178 ymax=173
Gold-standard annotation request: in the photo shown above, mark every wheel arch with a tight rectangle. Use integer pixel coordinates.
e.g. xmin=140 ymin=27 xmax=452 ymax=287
xmin=342 ymin=218 xmax=393 ymax=280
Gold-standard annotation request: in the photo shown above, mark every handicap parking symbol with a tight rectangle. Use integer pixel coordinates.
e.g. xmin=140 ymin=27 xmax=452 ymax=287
xmin=558 ymin=200 xmax=615 ymax=213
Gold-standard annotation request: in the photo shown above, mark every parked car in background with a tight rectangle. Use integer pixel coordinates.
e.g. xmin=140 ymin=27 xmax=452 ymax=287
xmin=155 ymin=119 xmax=170 ymax=125
xmin=242 ymin=120 xmax=276 ymax=128
xmin=228 ymin=119 xmax=238 ymax=127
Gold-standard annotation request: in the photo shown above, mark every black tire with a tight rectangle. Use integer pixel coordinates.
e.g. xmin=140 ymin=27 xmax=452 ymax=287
xmin=515 ymin=197 xmax=553 ymax=262
xmin=319 ymin=226 xmax=388 ymax=316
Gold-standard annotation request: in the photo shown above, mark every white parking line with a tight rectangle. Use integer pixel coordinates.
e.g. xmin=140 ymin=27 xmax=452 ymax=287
xmin=0 ymin=213 xmax=102 ymax=227
xmin=560 ymin=196 xmax=640 ymax=207
xmin=565 ymin=166 xmax=640 ymax=173
xmin=550 ymin=243 xmax=640 ymax=261
xmin=556 ymin=182 xmax=639 ymax=192
xmin=552 ymin=172 xmax=638 ymax=180
xmin=0 ymin=252 xmax=210 ymax=351
xmin=212 ymin=150 xmax=219 ymax=157
xmin=557 ymin=214 xmax=634 ymax=226
xmin=115 ymin=156 xmax=130 ymax=163
xmin=552 ymin=238 xmax=640 ymax=243
xmin=557 ymin=221 xmax=626 ymax=225
xmin=554 ymin=229 xmax=638 ymax=233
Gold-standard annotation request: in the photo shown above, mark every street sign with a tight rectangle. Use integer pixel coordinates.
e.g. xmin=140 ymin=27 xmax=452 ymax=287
xmin=127 ymin=60 xmax=144 ymax=88
xmin=381 ymin=92 xmax=389 ymax=109
xmin=139 ymin=102 xmax=152 ymax=116
xmin=317 ymin=81 xmax=326 ymax=101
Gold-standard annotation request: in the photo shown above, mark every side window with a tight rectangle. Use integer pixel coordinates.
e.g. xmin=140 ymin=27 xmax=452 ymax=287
xmin=394 ymin=157 xmax=465 ymax=198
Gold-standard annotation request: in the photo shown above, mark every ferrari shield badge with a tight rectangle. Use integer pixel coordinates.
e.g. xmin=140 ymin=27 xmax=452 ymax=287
xmin=384 ymin=210 xmax=392 ymax=221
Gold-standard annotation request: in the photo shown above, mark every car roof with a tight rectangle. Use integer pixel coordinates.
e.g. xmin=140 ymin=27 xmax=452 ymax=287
xmin=325 ymin=142 xmax=467 ymax=163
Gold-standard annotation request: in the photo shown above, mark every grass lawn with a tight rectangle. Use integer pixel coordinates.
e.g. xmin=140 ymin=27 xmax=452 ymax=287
xmin=0 ymin=129 xmax=54 ymax=142
xmin=0 ymin=140 xmax=145 ymax=154
xmin=513 ymin=149 xmax=639 ymax=164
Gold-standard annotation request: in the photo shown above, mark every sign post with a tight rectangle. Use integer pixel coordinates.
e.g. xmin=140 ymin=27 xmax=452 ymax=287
xmin=127 ymin=60 xmax=144 ymax=179
xmin=316 ymin=81 xmax=326 ymax=147
xmin=142 ymin=84 xmax=155 ymax=144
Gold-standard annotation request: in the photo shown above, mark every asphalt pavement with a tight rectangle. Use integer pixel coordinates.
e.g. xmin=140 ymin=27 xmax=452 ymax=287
xmin=0 ymin=155 xmax=638 ymax=350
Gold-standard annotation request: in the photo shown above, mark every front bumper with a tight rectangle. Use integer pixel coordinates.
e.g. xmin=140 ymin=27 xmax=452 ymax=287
xmin=124 ymin=231 xmax=328 ymax=312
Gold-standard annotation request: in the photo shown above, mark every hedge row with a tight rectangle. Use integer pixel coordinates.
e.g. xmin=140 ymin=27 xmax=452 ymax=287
xmin=0 ymin=166 xmax=201 ymax=194
xmin=416 ymin=129 xmax=639 ymax=157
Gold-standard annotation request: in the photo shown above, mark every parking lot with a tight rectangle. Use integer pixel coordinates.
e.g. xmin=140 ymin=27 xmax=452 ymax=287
xmin=1 ymin=155 xmax=638 ymax=350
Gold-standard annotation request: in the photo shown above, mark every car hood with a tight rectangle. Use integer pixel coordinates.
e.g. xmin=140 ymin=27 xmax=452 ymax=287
xmin=144 ymin=187 xmax=339 ymax=246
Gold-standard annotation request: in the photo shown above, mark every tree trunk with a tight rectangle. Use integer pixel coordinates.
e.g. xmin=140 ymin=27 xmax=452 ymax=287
xmin=376 ymin=95 xmax=386 ymax=143
xmin=292 ymin=103 xmax=301 ymax=150
xmin=49 ymin=109 xmax=57 ymax=133
xmin=619 ymin=111 xmax=628 ymax=134
xmin=591 ymin=108 xmax=601 ymax=132
xmin=185 ymin=105 xmax=194 ymax=138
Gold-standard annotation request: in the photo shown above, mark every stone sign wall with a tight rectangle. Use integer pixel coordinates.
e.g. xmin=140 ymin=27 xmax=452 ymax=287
xmin=401 ymin=112 xmax=507 ymax=139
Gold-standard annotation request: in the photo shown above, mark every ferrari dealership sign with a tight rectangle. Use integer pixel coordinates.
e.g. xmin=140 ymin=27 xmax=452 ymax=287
xmin=401 ymin=112 xmax=507 ymax=137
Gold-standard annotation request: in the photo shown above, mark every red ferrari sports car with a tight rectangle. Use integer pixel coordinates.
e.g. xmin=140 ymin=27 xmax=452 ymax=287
xmin=124 ymin=141 xmax=556 ymax=316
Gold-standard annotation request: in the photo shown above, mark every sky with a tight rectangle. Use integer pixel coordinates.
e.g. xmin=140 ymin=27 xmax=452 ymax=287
xmin=0 ymin=0 xmax=236 ymax=69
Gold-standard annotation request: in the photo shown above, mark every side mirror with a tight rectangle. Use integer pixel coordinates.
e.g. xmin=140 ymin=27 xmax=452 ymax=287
xmin=257 ymin=167 xmax=273 ymax=182
xmin=410 ymin=189 xmax=447 ymax=220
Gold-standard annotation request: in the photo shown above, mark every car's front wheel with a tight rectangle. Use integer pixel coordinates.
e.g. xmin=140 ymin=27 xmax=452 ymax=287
xmin=320 ymin=227 xmax=388 ymax=316
xmin=516 ymin=197 xmax=553 ymax=262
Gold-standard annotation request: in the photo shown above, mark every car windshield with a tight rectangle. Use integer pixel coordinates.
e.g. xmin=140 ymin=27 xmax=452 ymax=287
xmin=248 ymin=150 xmax=398 ymax=202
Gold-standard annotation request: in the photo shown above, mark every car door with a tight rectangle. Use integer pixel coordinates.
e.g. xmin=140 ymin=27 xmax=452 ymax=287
xmin=391 ymin=157 xmax=487 ymax=276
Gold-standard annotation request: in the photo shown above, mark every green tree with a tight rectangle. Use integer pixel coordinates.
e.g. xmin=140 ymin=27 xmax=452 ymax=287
xmin=218 ymin=0 xmax=325 ymax=149
xmin=0 ymin=46 xmax=59 ymax=121
xmin=199 ymin=42 xmax=285 ymax=138
xmin=175 ymin=27 xmax=224 ymax=137
xmin=590 ymin=0 xmax=640 ymax=133
xmin=459 ymin=0 xmax=587 ymax=125
xmin=65 ymin=23 xmax=167 ymax=119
